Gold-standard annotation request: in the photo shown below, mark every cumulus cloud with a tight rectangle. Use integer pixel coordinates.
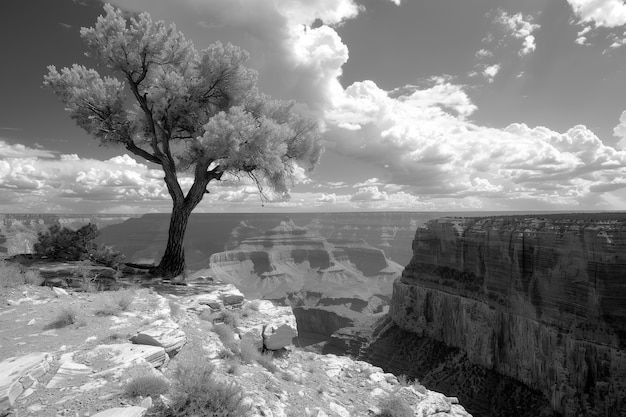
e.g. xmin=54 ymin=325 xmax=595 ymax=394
xmin=567 ymin=0 xmax=626 ymax=28
xmin=567 ymin=0 xmax=626 ymax=48
xmin=470 ymin=9 xmax=539 ymax=82
xmin=613 ymin=110 xmax=626 ymax=149
xmin=108 ymin=0 xmax=360 ymax=115
xmin=351 ymin=186 xmax=388 ymax=202
xmin=482 ymin=64 xmax=501 ymax=83
xmin=494 ymin=10 xmax=540 ymax=56
xmin=317 ymin=193 xmax=337 ymax=203
xmin=325 ymin=79 xmax=626 ymax=207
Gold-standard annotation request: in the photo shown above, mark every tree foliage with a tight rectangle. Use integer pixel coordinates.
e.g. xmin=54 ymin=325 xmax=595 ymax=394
xmin=43 ymin=4 xmax=322 ymax=200
xmin=43 ymin=4 xmax=323 ymax=277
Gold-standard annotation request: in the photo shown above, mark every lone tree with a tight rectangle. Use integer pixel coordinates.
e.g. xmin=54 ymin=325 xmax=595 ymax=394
xmin=44 ymin=4 xmax=323 ymax=278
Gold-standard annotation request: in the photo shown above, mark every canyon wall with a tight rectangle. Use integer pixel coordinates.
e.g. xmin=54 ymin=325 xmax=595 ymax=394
xmin=390 ymin=215 xmax=626 ymax=417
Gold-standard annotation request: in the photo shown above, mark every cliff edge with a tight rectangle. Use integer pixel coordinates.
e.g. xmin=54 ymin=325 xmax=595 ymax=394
xmin=390 ymin=214 xmax=626 ymax=416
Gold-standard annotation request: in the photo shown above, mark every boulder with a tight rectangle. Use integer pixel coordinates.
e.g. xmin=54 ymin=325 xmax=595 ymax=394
xmin=0 ymin=352 xmax=51 ymax=413
xmin=263 ymin=313 xmax=298 ymax=350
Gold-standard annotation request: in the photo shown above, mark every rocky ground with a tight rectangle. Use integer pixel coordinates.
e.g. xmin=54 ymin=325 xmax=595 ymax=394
xmin=0 ymin=273 xmax=471 ymax=417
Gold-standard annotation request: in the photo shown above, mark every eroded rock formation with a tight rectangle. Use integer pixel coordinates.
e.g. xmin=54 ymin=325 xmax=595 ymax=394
xmin=389 ymin=215 xmax=626 ymax=417
xmin=196 ymin=220 xmax=402 ymax=303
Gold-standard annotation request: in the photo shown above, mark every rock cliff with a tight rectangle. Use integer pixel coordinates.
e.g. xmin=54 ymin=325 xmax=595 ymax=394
xmin=389 ymin=214 xmax=626 ymax=417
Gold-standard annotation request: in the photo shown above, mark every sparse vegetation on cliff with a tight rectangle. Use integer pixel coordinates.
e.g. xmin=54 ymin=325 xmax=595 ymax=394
xmin=34 ymin=223 xmax=125 ymax=268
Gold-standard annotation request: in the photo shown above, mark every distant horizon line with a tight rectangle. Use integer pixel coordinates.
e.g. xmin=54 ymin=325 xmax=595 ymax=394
xmin=1 ymin=210 xmax=625 ymax=216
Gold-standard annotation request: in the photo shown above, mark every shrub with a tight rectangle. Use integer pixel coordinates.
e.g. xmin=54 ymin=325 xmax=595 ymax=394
xmin=124 ymin=373 xmax=170 ymax=398
xmin=44 ymin=306 xmax=77 ymax=329
xmin=90 ymin=244 xmax=126 ymax=268
xmin=0 ymin=262 xmax=26 ymax=287
xmin=166 ymin=356 xmax=250 ymax=417
xmin=34 ymin=223 xmax=125 ymax=268
xmin=112 ymin=289 xmax=135 ymax=311
xmin=378 ymin=395 xmax=413 ymax=417
xmin=0 ymin=262 xmax=43 ymax=287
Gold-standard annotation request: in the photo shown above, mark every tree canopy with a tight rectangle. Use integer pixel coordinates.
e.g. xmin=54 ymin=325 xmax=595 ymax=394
xmin=44 ymin=4 xmax=323 ymax=277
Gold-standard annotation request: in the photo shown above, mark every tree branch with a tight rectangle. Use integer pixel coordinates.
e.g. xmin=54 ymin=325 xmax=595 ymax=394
xmin=124 ymin=140 xmax=162 ymax=165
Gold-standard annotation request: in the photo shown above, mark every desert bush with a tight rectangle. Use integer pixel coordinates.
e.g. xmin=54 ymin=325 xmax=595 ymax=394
xmin=378 ymin=395 xmax=413 ymax=417
xmin=0 ymin=262 xmax=43 ymax=287
xmin=112 ymin=289 xmax=135 ymax=311
xmin=0 ymin=262 xmax=26 ymax=287
xmin=124 ymin=373 xmax=170 ymax=398
xmin=166 ymin=355 xmax=250 ymax=417
xmin=90 ymin=244 xmax=126 ymax=268
xmin=44 ymin=306 xmax=77 ymax=329
xmin=95 ymin=290 xmax=135 ymax=315
xmin=34 ymin=223 xmax=125 ymax=268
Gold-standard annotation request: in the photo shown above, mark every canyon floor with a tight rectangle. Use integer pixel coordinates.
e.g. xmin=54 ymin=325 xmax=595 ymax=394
xmin=0 ymin=278 xmax=470 ymax=417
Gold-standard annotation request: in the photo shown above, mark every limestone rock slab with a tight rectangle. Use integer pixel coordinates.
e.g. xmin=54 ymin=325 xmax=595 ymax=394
xmin=130 ymin=326 xmax=186 ymax=356
xmin=0 ymin=352 xmax=51 ymax=413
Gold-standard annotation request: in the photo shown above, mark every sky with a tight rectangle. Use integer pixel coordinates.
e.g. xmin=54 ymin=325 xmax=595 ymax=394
xmin=1 ymin=0 xmax=626 ymax=214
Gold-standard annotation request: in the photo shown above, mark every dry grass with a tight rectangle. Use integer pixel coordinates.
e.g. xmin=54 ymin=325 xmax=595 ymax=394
xmin=44 ymin=306 xmax=77 ymax=330
xmin=166 ymin=349 xmax=250 ymax=417
xmin=0 ymin=262 xmax=43 ymax=287
xmin=124 ymin=373 xmax=170 ymax=398
xmin=94 ymin=289 xmax=135 ymax=316
xmin=378 ymin=395 xmax=414 ymax=417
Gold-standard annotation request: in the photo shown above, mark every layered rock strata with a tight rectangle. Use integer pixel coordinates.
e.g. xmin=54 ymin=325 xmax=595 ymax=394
xmin=390 ymin=215 xmax=626 ymax=417
xmin=197 ymin=220 xmax=402 ymax=304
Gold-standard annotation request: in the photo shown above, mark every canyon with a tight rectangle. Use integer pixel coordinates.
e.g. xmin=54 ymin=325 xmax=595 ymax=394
xmin=383 ymin=214 xmax=626 ymax=417
xmin=5 ymin=211 xmax=625 ymax=416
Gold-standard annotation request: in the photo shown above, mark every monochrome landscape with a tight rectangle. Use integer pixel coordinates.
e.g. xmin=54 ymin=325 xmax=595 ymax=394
xmin=1 ymin=0 xmax=626 ymax=416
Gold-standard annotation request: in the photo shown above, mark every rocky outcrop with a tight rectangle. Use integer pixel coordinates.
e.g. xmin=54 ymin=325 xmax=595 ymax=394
xmin=389 ymin=215 xmax=626 ymax=417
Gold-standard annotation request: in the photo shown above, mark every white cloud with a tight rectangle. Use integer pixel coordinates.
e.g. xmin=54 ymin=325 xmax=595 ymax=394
xmin=350 ymin=186 xmax=388 ymax=202
xmin=353 ymin=178 xmax=383 ymax=188
xmin=108 ymin=0 xmax=358 ymax=116
xmin=613 ymin=110 xmax=626 ymax=149
xmin=483 ymin=64 xmax=501 ymax=83
xmin=326 ymin=80 xmax=626 ymax=207
xmin=494 ymin=10 xmax=540 ymax=56
xmin=317 ymin=193 xmax=337 ymax=203
xmin=567 ymin=0 xmax=626 ymax=28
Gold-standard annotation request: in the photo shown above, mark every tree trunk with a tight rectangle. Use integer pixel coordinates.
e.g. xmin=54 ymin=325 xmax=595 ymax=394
xmin=150 ymin=204 xmax=192 ymax=279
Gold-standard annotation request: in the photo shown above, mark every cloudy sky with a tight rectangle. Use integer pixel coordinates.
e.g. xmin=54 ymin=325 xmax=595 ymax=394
xmin=1 ymin=0 xmax=626 ymax=213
